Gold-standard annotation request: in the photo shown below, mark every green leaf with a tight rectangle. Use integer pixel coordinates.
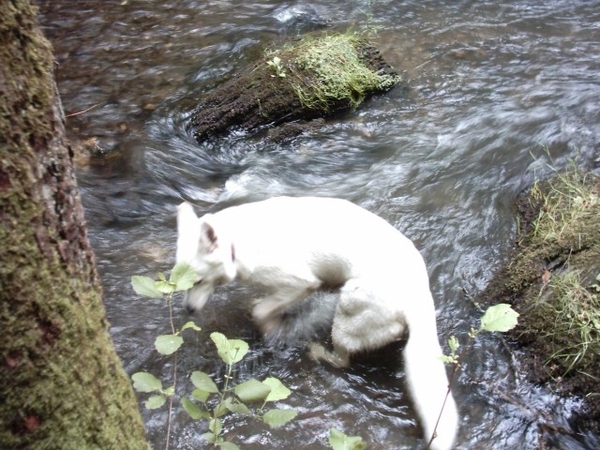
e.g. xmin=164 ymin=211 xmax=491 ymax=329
xmin=163 ymin=385 xmax=175 ymax=397
xmin=448 ymin=335 xmax=460 ymax=353
xmin=156 ymin=280 xmax=176 ymax=295
xmin=480 ymin=303 xmax=520 ymax=333
xmin=223 ymin=338 xmax=249 ymax=364
xmin=214 ymin=401 xmax=228 ymax=418
xmin=170 ymin=263 xmax=197 ymax=291
xmin=144 ymin=394 xmax=166 ymax=410
xmin=210 ymin=332 xmax=229 ymax=359
xmin=132 ymin=372 xmax=162 ymax=393
xmin=262 ymin=408 xmax=298 ymax=428
xmin=203 ymin=432 xmax=220 ymax=445
xmin=219 ymin=442 xmax=241 ymax=450
xmin=223 ymin=397 xmax=251 ymax=416
xmin=192 ymin=388 xmax=211 ymax=403
xmin=263 ymin=377 xmax=291 ymax=402
xmin=155 ymin=334 xmax=184 ymax=355
xmin=209 ymin=418 xmax=223 ymax=436
xmin=328 ymin=428 xmax=367 ymax=450
xmin=181 ymin=320 xmax=201 ymax=332
xmin=191 ymin=371 xmax=219 ymax=393
xmin=440 ymin=354 xmax=458 ymax=364
xmin=181 ymin=397 xmax=208 ymax=420
xmin=234 ymin=378 xmax=271 ymax=403
xmin=131 ymin=276 xmax=163 ymax=298
xmin=210 ymin=332 xmax=249 ymax=365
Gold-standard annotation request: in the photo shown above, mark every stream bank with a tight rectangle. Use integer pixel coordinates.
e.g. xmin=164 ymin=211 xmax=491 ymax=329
xmin=482 ymin=166 xmax=600 ymax=437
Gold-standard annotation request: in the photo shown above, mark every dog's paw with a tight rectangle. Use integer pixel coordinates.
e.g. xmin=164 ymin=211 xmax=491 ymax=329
xmin=307 ymin=342 xmax=351 ymax=368
xmin=252 ymin=298 xmax=280 ymax=322
xmin=254 ymin=316 xmax=283 ymax=339
xmin=252 ymin=299 xmax=285 ymax=337
xmin=307 ymin=342 xmax=327 ymax=362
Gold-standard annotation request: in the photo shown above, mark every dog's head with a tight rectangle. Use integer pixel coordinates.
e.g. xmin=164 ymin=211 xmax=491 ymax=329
xmin=176 ymin=202 xmax=237 ymax=313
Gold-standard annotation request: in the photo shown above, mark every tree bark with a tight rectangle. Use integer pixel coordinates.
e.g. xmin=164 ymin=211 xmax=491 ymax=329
xmin=0 ymin=2 xmax=149 ymax=449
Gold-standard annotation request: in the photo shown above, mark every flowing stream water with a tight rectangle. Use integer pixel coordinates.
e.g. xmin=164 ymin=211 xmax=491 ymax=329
xmin=39 ymin=1 xmax=600 ymax=449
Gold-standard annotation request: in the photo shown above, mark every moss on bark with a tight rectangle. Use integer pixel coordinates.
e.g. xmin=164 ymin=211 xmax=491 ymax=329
xmin=0 ymin=1 xmax=149 ymax=448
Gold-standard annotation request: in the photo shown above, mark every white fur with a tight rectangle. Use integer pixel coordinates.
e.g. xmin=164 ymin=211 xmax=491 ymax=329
xmin=176 ymin=196 xmax=458 ymax=450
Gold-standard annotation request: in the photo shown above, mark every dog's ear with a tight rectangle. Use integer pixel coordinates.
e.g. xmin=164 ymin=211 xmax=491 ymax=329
xmin=199 ymin=220 xmax=218 ymax=252
xmin=199 ymin=217 xmax=237 ymax=281
xmin=177 ymin=202 xmax=201 ymax=263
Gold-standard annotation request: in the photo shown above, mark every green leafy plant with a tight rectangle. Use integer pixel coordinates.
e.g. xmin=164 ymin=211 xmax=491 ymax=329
xmin=131 ymin=263 xmax=297 ymax=450
xmin=431 ymin=303 xmax=519 ymax=448
xmin=131 ymin=263 xmax=199 ymax=448
xmin=266 ymin=56 xmax=286 ymax=78
xmin=328 ymin=428 xmax=366 ymax=450
xmin=440 ymin=303 xmax=519 ymax=366
xmin=182 ymin=332 xmax=297 ymax=448
xmin=131 ymin=265 xmax=518 ymax=449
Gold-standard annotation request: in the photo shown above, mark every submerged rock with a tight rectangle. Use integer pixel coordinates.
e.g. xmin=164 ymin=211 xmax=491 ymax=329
xmin=188 ymin=32 xmax=402 ymax=144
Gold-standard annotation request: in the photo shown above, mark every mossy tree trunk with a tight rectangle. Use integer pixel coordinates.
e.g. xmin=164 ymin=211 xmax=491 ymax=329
xmin=0 ymin=2 xmax=149 ymax=449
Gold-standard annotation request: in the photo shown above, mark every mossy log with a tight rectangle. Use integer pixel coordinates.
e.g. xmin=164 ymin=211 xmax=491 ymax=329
xmin=189 ymin=33 xmax=402 ymax=143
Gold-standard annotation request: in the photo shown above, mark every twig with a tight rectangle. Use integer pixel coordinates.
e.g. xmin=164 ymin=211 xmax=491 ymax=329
xmin=65 ymin=103 xmax=100 ymax=118
xmin=165 ymin=295 xmax=177 ymax=450
xmin=165 ymin=352 xmax=177 ymax=450
xmin=426 ymin=344 xmax=464 ymax=449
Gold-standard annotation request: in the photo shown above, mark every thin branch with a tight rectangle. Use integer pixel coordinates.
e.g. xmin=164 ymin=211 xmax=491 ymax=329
xmin=65 ymin=103 xmax=100 ymax=117
xmin=165 ymin=352 xmax=177 ymax=450
xmin=165 ymin=295 xmax=177 ymax=450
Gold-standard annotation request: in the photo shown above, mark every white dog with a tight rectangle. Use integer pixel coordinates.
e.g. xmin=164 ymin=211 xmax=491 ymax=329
xmin=176 ymin=196 xmax=458 ymax=450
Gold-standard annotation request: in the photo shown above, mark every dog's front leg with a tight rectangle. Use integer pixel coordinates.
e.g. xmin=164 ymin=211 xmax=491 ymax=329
xmin=252 ymin=285 xmax=314 ymax=336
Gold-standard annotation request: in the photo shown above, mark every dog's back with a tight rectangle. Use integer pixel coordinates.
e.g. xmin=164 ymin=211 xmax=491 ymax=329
xmin=208 ymin=196 xmax=423 ymax=286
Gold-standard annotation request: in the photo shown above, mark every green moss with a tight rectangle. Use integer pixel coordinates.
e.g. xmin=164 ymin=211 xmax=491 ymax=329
xmin=538 ymin=269 xmax=600 ymax=375
xmin=483 ymin=165 xmax=600 ymax=412
xmin=518 ymin=168 xmax=600 ymax=378
xmin=1 ymin=203 xmax=149 ymax=449
xmin=266 ymin=32 xmax=401 ymax=111
xmin=525 ymin=169 xmax=599 ymax=249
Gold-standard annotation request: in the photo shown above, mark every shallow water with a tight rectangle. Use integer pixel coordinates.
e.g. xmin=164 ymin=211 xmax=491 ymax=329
xmin=39 ymin=1 xmax=600 ymax=449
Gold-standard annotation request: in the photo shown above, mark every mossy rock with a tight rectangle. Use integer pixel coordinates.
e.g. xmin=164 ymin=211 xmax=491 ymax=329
xmin=482 ymin=166 xmax=600 ymax=433
xmin=188 ymin=32 xmax=402 ymax=144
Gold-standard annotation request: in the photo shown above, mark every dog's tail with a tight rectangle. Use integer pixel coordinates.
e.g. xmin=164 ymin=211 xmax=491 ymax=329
xmin=403 ymin=300 xmax=458 ymax=450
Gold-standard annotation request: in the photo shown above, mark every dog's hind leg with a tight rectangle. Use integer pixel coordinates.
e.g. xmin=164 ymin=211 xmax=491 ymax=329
xmin=309 ymin=278 xmax=406 ymax=369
